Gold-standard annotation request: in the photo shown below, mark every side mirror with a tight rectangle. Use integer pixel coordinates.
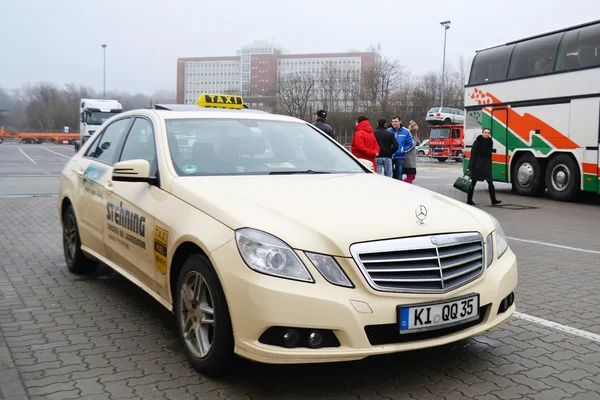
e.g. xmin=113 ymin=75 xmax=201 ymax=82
xmin=357 ymin=158 xmax=374 ymax=172
xmin=112 ymin=159 xmax=157 ymax=184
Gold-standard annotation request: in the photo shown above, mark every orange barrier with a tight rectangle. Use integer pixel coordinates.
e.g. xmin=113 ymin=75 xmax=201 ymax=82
xmin=0 ymin=127 xmax=80 ymax=144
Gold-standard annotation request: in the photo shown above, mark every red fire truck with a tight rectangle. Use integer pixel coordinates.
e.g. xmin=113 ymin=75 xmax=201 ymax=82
xmin=428 ymin=124 xmax=464 ymax=162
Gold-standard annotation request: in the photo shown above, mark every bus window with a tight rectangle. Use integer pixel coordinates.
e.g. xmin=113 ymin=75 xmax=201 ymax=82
xmin=468 ymin=45 xmax=514 ymax=85
xmin=556 ymin=23 xmax=600 ymax=71
xmin=507 ymin=32 xmax=564 ymax=79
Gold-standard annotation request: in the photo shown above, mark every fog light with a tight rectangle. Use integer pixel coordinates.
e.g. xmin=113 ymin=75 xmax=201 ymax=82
xmin=307 ymin=331 xmax=324 ymax=348
xmin=282 ymin=329 xmax=300 ymax=347
xmin=498 ymin=292 xmax=515 ymax=314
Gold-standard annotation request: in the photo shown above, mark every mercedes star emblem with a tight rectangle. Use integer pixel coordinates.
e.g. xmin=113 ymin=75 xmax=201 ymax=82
xmin=415 ymin=205 xmax=428 ymax=225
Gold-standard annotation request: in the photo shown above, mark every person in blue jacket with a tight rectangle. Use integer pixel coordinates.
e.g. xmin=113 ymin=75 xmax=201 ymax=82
xmin=387 ymin=115 xmax=414 ymax=180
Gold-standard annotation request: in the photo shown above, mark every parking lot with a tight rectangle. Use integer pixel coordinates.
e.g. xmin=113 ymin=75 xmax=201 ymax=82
xmin=1 ymin=143 xmax=600 ymax=400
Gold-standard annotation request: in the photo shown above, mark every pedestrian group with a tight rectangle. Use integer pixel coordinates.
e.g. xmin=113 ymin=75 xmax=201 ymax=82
xmin=348 ymin=114 xmax=420 ymax=184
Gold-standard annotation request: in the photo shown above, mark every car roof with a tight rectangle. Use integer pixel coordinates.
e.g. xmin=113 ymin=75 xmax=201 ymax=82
xmin=116 ymin=106 xmax=304 ymax=123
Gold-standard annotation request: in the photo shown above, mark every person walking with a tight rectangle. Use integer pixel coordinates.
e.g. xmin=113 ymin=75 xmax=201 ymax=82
xmin=313 ymin=109 xmax=335 ymax=140
xmin=373 ymin=118 xmax=399 ymax=177
xmin=466 ymin=127 xmax=502 ymax=206
xmin=351 ymin=116 xmax=380 ymax=171
xmin=402 ymin=120 xmax=419 ymax=183
xmin=387 ymin=116 xmax=413 ymax=180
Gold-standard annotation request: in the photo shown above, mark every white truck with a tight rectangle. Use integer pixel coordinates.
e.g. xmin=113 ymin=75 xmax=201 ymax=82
xmin=75 ymin=98 xmax=122 ymax=150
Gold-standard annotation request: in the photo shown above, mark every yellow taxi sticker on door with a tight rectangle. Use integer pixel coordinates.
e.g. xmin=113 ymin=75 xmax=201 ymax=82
xmin=154 ymin=226 xmax=169 ymax=275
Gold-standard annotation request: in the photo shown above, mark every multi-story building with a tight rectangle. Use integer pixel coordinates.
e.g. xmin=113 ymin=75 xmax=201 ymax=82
xmin=177 ymin=41 xmax=380 ymax=111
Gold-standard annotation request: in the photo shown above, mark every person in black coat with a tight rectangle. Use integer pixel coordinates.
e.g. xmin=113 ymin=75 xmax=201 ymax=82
xmin=466 ymin=128 xmax=501 ymax=206
xmin=373 ymin=118 xmax=399 ymax=177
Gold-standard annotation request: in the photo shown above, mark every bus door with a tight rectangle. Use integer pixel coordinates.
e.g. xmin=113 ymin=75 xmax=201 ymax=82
xmin=597 ymin=103 xmax=600 ymax=195
xmin=491 ymin=107 xmax=509 ymax=182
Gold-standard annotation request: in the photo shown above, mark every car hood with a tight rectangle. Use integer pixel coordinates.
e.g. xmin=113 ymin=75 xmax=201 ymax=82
xmin=171 ymin=173 xmax=494 ymax=257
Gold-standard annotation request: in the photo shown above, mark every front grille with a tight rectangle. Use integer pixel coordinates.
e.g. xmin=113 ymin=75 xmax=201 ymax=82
xmin=350 ymin=232 xmax=484 ymax=293
xmin=364 ymin=304 xmax=489 ymax=345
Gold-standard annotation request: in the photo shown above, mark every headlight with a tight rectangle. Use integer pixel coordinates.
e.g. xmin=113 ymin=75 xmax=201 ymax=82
xmin=486 ymin=232 xmax=494 ymax=267
xmin=488 ymin=215 xmax=508 ymax=261
xmin=306 ymin=252 xmax=354 ymax=288
xmin=235 ymin=228 xmax=314 ymax=283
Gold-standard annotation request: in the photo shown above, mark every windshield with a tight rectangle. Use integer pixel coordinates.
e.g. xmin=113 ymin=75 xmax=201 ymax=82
xmin=428 ymin=107 xmax=441 ymax=113
xmin=429 ymin=128 xmax=450 ymax=139
xmin=165 ymin=118 xmax=366 ymax=176
xmin=87 ymin=111 xmax=120 ymax=125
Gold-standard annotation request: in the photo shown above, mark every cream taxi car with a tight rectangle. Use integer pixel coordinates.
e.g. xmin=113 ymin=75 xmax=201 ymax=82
xmin=58 ymin=94 xmax=518 ymax=376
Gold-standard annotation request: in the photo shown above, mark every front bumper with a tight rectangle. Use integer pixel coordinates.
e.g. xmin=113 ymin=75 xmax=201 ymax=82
xmin=210 ymin=239 xmax=518 ymax=364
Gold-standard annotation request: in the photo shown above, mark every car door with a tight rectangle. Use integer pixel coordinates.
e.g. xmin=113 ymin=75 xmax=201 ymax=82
xmin=103 ymin=116 xmax=160 ymax=292
xmin=75 ymin=117 xmax=134 ymax=258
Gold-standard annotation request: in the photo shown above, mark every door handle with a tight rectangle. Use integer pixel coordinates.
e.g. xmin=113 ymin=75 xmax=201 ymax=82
xmin=104 ymin=181 xmax=114 ymax=192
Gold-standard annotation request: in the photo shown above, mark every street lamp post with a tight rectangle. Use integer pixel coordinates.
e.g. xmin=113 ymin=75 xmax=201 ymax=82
xmin=101 ymin=44 xmax=107 ymax=99
xmin=439 ymin=21 xmax=451 ymax=107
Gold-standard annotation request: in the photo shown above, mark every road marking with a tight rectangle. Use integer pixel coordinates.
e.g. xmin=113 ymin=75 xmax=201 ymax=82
xmin=41 ymin=147 xmax=71 ymax=159
xmin=514 ymin=312 xmax=600 ymax=343
xmin=18 ymin=147 xmax=37 ymax=164
xmin=507 ymin=237 xmax=600 ymax=255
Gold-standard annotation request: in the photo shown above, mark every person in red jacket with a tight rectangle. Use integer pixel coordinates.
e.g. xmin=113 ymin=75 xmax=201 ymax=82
xmin=351 ymin=116 xmax=380 ymax=171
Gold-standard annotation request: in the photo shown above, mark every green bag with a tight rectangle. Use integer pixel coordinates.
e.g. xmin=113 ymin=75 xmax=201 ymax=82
xmin=453 ymin=174 xmax=472 ymax=193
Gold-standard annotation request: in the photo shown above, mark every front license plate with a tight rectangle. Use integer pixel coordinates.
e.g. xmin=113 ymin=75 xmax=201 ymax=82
xmin=398 ymin=294 xmax=480 ymax=334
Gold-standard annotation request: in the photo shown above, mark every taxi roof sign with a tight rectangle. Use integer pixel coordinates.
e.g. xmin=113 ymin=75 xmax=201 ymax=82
xmin=197 ymin=94 xmax=245 ymax=110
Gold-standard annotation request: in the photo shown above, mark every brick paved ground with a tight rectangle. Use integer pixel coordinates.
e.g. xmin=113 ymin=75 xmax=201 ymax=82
xmin=1 ymin=189 xmax=600 ymax=399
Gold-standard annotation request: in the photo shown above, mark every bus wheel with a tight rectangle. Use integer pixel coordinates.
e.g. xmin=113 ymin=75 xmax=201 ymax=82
xmin=545 ymin=154 xmax=580 ymax=202
xmin=512 ymin=153 xmax=545 ymax=197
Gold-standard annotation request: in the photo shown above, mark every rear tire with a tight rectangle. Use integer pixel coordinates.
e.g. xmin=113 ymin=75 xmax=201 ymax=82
xmin=511 ymin=153 xmax=545 ymax=197
xmin=545 ymin=154 xmax=580 ymax=202
xmin=175 ymin=253 xmax=235 ymax=377
xmin=62 ymin=204 xmax=98 ymax=274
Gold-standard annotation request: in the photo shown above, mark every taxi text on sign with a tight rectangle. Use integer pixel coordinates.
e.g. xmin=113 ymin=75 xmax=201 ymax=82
xmin=196 ymin=94 xmax=244 ymax=109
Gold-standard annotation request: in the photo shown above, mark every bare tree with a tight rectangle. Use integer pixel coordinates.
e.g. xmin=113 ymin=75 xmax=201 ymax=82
xmin=318 ymin=63 xmax=341 ymax=113
xmin=276 ymin=71 xmax=317 ymax=120
xmin=363 ymin=57 xmax=405 ymax=112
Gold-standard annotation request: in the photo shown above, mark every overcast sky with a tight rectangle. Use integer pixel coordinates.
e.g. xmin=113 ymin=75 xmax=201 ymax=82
xmin=1 ymin=0 xmax=596 ymax=94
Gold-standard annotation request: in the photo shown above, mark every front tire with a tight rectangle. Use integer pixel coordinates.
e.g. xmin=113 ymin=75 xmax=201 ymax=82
xmin=512 ymin=153 xmax=545 ymax=196
xmin=545 ymin=154 xmax=580 ymax=202
xmin=175 ymin=253 xmax=235 ymax=377
xmin=62 ymin=204 xmax=98 ymax=274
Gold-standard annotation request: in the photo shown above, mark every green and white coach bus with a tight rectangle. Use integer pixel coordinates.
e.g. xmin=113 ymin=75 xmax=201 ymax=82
xmin=463 ymin=19 xmax=600 ymax=202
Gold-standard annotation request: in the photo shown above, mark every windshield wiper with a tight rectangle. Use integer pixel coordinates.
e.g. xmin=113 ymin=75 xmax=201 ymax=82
xmin=269 ymin=170 xmax=331 ymax=175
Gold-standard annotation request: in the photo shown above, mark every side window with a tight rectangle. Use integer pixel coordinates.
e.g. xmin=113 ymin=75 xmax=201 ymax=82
xmin=84 ymin=134 xmax=102 ymax=157
xmin=507 ymin=32 xmax=563 ymax=79
xmin=452 ymin=129 xmax=461 ymax=138
xmin=556 ymin=24 xmax=600 ymax=71
xmin=469 ymin=45 xmax=514 ymax=85
xmin=119 ymin=118 xmax=158 ymax=174
xmin=89 ymin=118 xmax=132 ymax=165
